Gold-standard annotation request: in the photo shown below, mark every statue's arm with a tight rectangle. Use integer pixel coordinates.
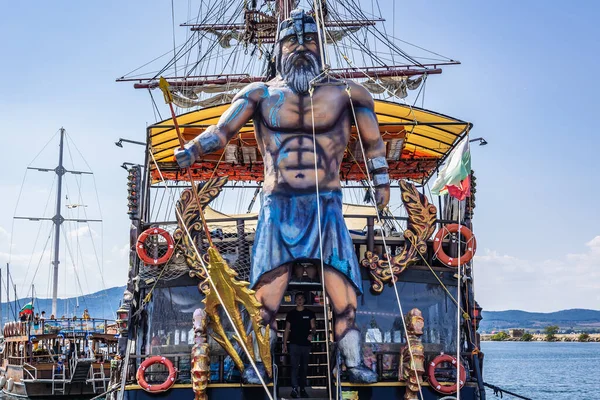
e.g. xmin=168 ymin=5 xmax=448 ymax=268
xmin=175 ymin=83 xmax=267 ymax=168
xmin=349 ymin=82 xmax=390 ymax=209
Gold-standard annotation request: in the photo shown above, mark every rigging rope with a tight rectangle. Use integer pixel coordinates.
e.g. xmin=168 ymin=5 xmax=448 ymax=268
xmin=148 ymin=150 xmax=274 ymax=400
xmin=309 ymin=87 xmax=333 ymax=400
xmin=345 ymin=84 xmax=425 ymax=400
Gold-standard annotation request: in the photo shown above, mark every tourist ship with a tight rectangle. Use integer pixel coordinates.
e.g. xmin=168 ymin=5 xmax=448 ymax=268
xmin=111 ymin=1 xmax=486 ymax=399
xmin=0 ymin=128 xmax=119 ymax=398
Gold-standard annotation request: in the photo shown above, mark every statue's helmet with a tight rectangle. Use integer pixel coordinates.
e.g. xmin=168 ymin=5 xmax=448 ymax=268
xmin=277 ymin=8 xmax=320 ymax=45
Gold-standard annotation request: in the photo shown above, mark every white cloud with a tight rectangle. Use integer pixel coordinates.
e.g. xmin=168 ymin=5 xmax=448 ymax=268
xmin=0 ymin=226 xmax=10 ymax=242
xmin=67 ymin=226 xmax=98 ymax=238
xmin=474 ymin=235 xmax=600 ymax=312
xmin=110 ymin=242 xmax=130 ymax=260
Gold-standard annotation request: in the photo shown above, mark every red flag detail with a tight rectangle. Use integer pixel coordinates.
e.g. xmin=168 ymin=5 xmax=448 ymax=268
xmin=445 ymin=175 xmax=471 ymax=201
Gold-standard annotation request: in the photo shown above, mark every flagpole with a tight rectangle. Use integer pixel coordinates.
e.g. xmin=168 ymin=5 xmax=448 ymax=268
xmin=456 ymin=203 xmax=461 ymax=400
xmin=456 ymin=134 xmax=471 ymax=399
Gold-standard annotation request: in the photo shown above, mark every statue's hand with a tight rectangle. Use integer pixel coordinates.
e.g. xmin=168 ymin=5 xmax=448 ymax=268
xmin=174 ymin=140 xmax=200 ymax=168
xmin=375 ymin=185 xmax=390 ymax=211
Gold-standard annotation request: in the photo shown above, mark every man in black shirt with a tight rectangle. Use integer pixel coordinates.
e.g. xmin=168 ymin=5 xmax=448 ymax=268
xmin=283 ymin=292 xmax=316 ymax=398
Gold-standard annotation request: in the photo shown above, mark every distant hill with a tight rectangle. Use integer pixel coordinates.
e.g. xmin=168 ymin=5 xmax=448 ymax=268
xmin=480 ymin=309 xmax=600 ymax=333
xmin=0 ymin=286 xmax=126 ymax=326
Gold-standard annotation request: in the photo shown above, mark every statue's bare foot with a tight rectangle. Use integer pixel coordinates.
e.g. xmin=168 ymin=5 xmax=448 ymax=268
xmin=346 ymin=364 xmax=378 ymax=384
xmin=241 ymin=362 xmax=270 ymax=384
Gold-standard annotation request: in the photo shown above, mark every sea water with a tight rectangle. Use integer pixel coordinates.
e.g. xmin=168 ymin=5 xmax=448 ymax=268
xmin=482 ymin=341 xmax=600 ymax=400
xmin=1 ymin=341 xmax=597 ymax=399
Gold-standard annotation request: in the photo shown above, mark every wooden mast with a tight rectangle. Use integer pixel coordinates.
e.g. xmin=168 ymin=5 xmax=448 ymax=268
xmin=277 ymin=0 xmax=294 ymax=20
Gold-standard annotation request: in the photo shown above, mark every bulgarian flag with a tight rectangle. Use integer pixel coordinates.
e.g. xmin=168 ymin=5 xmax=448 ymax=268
xmin=431 ymin=137 xmax=471 ymax=200
xmin=19 ymin=302 xmax=34 ymax=317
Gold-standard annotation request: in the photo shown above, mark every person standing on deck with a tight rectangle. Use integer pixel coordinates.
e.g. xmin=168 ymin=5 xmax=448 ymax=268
xmin=283 ymin=292 xmax=315 ymax=398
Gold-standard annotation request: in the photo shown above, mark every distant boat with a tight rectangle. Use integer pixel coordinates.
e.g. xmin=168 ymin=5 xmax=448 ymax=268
xmin=0 ymin=128 xmax=119 ymax=398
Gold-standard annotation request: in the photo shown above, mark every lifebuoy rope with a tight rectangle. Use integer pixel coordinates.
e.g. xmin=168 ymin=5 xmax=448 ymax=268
xmin=136 ymin=355 xmax=177 ymax=393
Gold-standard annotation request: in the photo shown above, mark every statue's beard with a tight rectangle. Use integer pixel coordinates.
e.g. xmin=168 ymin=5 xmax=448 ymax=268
xmin=281 ymin=51 xmax=321 ymax=94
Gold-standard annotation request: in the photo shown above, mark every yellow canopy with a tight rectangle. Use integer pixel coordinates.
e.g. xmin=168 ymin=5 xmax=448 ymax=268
xmin=203 ymin=204 xmax=375 ymax=232
xmin=148 ymin=100 xmax=471 ymax=183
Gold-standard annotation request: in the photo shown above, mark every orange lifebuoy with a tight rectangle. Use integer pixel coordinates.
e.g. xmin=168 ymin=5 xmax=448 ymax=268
xmin=136 ymin=356 xmax=177 ymax=393
xmin=427 ymin=353 xmax=466 ymax=395
xmin=136 ymin=228 xmax=175 ymax=266
xmin=433 ymin=224 xmax=477 ymax=267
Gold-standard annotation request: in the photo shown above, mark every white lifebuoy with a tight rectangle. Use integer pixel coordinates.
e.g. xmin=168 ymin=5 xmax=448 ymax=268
xmin=6 ymin=377 xmax=14 ymax=392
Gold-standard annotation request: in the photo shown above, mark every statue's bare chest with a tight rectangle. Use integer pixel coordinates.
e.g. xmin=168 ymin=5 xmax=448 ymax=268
xmin=258 ymin=87 xmax=348 ymax=132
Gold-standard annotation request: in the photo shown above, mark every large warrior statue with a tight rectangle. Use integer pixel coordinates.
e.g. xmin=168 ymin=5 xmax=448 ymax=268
xmin=175 ymin=9 xmax=390 ymax=384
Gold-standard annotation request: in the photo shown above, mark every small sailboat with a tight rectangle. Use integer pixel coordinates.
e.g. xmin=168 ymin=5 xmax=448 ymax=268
xmin=0 ymin=128 xmax=119 ymax=398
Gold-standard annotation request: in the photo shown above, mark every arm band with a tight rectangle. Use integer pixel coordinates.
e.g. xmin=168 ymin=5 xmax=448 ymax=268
xmin=373 ymin=172 xmax=390 ymax=187
xmin=192 ymin=126 xmax=222 ymax=156
xmin=367 ymin=156 xmax=388 ymax=172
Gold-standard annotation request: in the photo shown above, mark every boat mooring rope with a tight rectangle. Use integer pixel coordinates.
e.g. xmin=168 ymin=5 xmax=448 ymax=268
xmin=484 ymin=382 xmax=532 ymax=400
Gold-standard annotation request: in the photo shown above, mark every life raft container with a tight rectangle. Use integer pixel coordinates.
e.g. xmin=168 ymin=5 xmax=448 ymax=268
xmin=427 ymin=353 xmax=466 ymax=395
xmin=136 ymin=356 xmax=177 ymax=393
xmin=0 ymin=375 xmax=7 ymax=389
xmin=433 ymin=224 xmax=477 ymax=267
xmin=136 ymin=227 xmax=175 ymax=266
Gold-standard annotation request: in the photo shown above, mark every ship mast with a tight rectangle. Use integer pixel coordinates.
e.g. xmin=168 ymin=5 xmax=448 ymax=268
xmin=277 ymin=0 xmax=294 ymax=19
xmin=14 ymin=128 xmax=101 ymax=317
xmin=51 ymin=128 xmax=66 ymax=316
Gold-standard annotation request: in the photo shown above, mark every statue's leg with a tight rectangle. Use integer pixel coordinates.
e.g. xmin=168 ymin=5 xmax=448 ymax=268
xmin=323 ymin=266 xmax=378 ymax=384
xmin=242 ymin=264 xmax=290 ymax=384
xmin=255 ymin=263 xmax=291 ymax=327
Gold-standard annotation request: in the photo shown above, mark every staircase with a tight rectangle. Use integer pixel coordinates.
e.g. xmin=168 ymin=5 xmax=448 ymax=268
xmin=70 ymin=359 xmax=95 ymax=383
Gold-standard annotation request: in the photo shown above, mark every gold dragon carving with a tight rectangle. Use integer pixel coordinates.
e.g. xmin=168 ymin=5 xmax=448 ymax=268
xmin=202 ymin=247 xmax=272 ymax=377
xmin=173 ymin=176 xmax=229 ymax=280
xmin=174 ymin=176 xmax=272 ymax=378
xmin=361 ymin=180 xmax=437 ymax=293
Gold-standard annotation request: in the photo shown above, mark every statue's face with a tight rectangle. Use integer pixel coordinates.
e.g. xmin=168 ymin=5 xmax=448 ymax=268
xmin=278 ymin=32 xmax=322 ymax=94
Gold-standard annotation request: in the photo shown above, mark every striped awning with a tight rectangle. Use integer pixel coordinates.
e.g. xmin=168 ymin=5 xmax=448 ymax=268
xmin=148 ymin=99 xmax=471 ymax=183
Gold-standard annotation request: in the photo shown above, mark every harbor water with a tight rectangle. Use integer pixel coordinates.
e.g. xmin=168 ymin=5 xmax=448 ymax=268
xmin=482 ymin=341 xmax=600 ymax=399
xmin=1 ymin=341 xmax=597 ymax=399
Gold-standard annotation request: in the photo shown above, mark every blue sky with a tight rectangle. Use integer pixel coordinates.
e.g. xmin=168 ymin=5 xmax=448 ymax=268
xmin=0 ymin=1 xmax=598 ymax=312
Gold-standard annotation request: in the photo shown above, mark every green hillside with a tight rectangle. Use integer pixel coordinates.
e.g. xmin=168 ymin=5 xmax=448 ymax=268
xmin=1 ymin=286 xmax=126 ymax=325
xmin=480 ymin=309 xmax=600 ymax=332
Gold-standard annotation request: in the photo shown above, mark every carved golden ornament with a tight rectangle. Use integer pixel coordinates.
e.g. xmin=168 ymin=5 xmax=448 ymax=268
xmin=201 ymin=247 xmax=272 ymax=378
xmin=399 ymin=308 xmax=425 ymax=400
xmin=174 ymin=175 xmax=271 ymax=377
xmin=173 ymin=176 xmax=229 ymax=280
xmin=361 ymin=180 xmax=437 ymax=293
xmin=191 ymin=308 xmax=210 ymax=400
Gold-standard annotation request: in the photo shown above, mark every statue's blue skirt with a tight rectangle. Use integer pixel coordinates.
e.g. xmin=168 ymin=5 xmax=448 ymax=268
xmin=250 ymin=190 xmax=362 ymax=294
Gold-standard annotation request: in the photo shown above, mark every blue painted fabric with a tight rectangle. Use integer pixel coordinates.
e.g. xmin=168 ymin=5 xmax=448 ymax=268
xmin=250 ymin=190 xmax=362 ymax=293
